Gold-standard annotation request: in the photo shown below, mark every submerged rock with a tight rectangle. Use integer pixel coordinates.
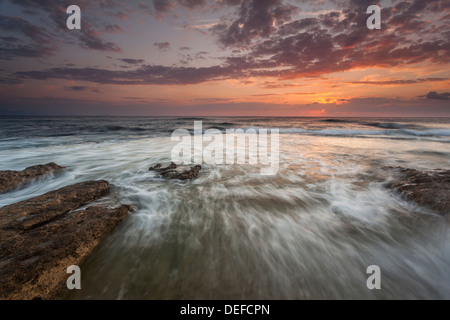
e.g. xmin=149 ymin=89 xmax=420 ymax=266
xmin=150 ymin=162 xmax=202 ymax=180
xmin=386 ymin=167 xmax=450 ymax=215
xmin=0 ymin=180 xmax=132 ymax=300
xmin=0 ymin=162 xmax=65 ymax=193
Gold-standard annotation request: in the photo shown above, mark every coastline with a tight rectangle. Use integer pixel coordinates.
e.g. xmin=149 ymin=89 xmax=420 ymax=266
xmin=0 ymin=162 xmax=448 ymax=299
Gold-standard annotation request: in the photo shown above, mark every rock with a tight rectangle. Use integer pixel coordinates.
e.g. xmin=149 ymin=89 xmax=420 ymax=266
xmin=0 ymin=180 xmax=132 ymax=300
xmin=0 ymin=162 xmax=65 ymax=193
xmin=0 ymin=180 xmax=111 ymax=230
xmin=149 ymin=163 xmax=162 ymax=171
xmin=149 ymin=162 xmax=202 ymax=180
xmin=386 ymin=167 xmax=450 ymax=215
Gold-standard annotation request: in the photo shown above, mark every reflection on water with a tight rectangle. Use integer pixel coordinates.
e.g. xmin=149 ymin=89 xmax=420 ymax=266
xmin=0 ymin=117 xmax=449 ymax=299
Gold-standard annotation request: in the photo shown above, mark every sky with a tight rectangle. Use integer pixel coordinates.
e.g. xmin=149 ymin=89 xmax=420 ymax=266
xmin=0 ymin=0 xmax=449 ymax=116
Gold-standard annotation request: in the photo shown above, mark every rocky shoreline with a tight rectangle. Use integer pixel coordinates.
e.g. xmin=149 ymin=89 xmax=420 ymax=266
xmin=0 ymin=163 xmax=448 ymax=299
xmin=0 ymin=163 xmax=65 ymax=193
xmin=385 ymin=167 xmax=450 ymax=215
xmin=0 ymin=161 xmax=203 ymax=300
xmin=0 ymin=165 xmax=133 ymax=300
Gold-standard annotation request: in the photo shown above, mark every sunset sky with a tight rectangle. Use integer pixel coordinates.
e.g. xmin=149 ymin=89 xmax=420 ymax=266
xmin=0 ymin=0 xmax=449 ymax=116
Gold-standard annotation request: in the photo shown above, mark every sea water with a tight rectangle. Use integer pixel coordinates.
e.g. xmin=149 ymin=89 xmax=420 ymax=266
xmin=0 ymin=116 xmax=449 ymax=299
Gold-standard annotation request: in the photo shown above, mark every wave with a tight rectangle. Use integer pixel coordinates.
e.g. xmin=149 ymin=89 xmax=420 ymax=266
xmin=105 ymin=125 xmax=148 ymax=132
xmin=364 ymin=122 xmax=405 ymax=129
xmin=177 ymin=117 xmax=207 ymax=121
xmin=321 ymin=119 xmax=352 ymax=123
xmin=195 ymin=127 xmax=450 ymax=138
xmin=216 ymin=122 xmax=236 ymax=126
xmin=281 ymin=128 xmax=450 ymax=137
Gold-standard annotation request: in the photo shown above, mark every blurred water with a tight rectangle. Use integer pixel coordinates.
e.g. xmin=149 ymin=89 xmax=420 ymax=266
xmin=0 ymin=117 xmax=449 ymax=299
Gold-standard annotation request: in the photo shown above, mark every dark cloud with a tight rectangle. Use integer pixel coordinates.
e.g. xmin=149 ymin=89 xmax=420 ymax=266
xmin=65 ymin=85 xmax=100 ymax=92
xmin=213 ymin=0 xmax=449 ymax=79
xmin=2 ymin=0 xmax=449 ymax=90
xmin=5 ymin=0 xmax=122 ymax=53
xmin=0 ymin=44 xmax=55 ymax=60
xmin=0 ymin=15 xmax=56 ymax=59
xmin=424 ymin=91 xmax=450 ymax=100
xmin=0 ymin=76 xmax=23 ymax=84
xmin=0 ymin=36 xmax=20 ymax=42
xmin=211 ymin=0 xmax=299 ymax=47
xmin=79 ymin=28 xmax=122 ymax=52
xmin=121 ymin=96 xmax=144 ymax=100
xmin=217 ymin=0 xmax=241 ymax=6
xmin=150 ymin=0 xmax=208 ymax=15
xmin=177 ymin=0 xmax=207 ymax=8
xmin=66 ymin=86 xmax=89 ymax=91
xmin=14 ymin=64 xmax=238 ymax=85
xmin=119 ymin=58 xmax=145 ymax=65
xmin=0 ymin=15 xmax=52 ymax=44
xmin=152 ymin=0 xmax=174 ymax=14
xmin=154 ymin=41 xmax=171 ymax=51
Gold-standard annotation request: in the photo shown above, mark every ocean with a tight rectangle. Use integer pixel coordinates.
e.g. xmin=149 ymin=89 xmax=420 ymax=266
xmin=0 ymin=116 xmax=449 ymax=299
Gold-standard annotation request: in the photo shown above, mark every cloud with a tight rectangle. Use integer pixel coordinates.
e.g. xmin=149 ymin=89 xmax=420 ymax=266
xmin=118 ymin=58 xmax=145 ymax=65
xmin=0 ymin=44 xmax=55 ymax=60
xmin=14 ymin=64 xmax=238 ymax=85
xmin=4 ymin=0 xmax=122 ymax=53
xmin=2 ymin=0 xmax=450 ymax=89
xmin=260 ymin=81 xmax=304 ymax=89
xmin=104 ymin=24 xmax=123 ymax=33
xmin=150 ymin=0 xmax=209 ymax=16
xmin=0 ymin=15 xmax=52 ymax=43
xmin=192 ymin=97 xmax=232 ymax=103
xmin=208 ymin=0 xmax=449 ymax=80
xmin=154 ymin=41 xmax=171 ymax=51
xmin=423 ymin=91 xmax=450 ymax=100
xmin=177 ymin=0 xmax=207 ymax=9
xmin=0 ymin=15 xmax=56 ymax=60
xmin=210 ymin=0 xmax=299 ymax=47
xmin=65 ymin=85 xmax=100 ymax=92
xmin=153 ymin=0 xmax=174 ymax=14
xmin=0 ymin=76 xmax=23 ymax=84
xmin=349 ymin=78 xmax=449 ymax=86
xmin=79 ymin=28 xmax=122 ymax=52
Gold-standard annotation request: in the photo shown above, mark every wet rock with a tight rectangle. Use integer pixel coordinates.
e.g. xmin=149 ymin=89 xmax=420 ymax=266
xmin=0 ymin=180 xmax=111 ymax=230
xmin=0 ymin=162 xmax=65 ymax=193
xmin=0 ymin=180 xmax=132 ymax=300
xmin=149 ymin=163 xmax=162 ymax=171
xmin=150 ymin=162 xmax=202 ymax=180
xmin=386 ymin=167 xmax=450 ymax=215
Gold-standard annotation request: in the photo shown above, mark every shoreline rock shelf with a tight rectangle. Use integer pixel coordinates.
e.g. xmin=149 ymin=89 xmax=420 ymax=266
xmin=150 ymin=162 xmax=202 ymax=180
xmin=386 ymin=167 xmax=450 ymax=215
xmin=0 ymin=179 xmax=132 ymax=300
xmin=0 ymin=162 xmax=65 ymax=193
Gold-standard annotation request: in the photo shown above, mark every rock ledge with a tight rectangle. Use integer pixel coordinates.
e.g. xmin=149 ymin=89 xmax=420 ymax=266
xmin=0 ymin=162 xmax=65 ymax=193
xmin=0 ymin=180 xmax=132 ymax=300
xmin=386 ymin=167 xmax=450 ymax=215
